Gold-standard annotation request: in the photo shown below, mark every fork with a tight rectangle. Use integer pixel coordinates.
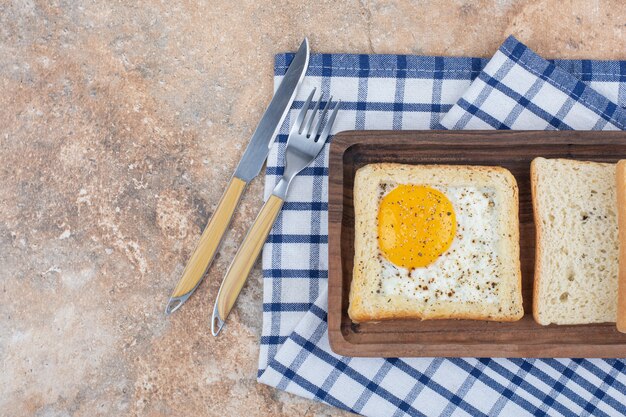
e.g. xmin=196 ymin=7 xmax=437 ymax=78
xmin=211 ymin=88 xmax=340 ymax=335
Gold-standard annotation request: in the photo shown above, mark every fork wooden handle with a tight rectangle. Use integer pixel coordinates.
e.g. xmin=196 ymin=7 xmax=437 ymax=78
xmin=211 ymin=194 xmax=284 ymax=335
xmin=165 ymin=177 xmax=247 ymax=314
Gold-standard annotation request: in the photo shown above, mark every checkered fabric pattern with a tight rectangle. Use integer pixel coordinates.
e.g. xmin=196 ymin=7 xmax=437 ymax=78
xmin=439 ymin=37 xmax=626 ymax=130
xmin=257 ymin=36 xmax=626 ymax=417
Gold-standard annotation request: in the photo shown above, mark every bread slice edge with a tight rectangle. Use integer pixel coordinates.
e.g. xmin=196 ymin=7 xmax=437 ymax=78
xmin=616 ymin=160 xmax=626 ymax=333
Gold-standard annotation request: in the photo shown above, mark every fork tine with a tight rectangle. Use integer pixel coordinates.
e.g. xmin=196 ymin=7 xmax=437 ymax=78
xmin=303 ymin=94 xmax=322 ymax=136
xmin=293 ymin=88 xmax=316 ymax=133
xmin=317 ymin=100 xmax=341 ymax=144
xmin=311 ymin=96 xmax=333 ymax=140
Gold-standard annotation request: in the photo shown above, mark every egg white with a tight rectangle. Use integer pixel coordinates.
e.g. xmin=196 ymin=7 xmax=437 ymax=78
xmin=378 ymin=185 xmax=501 ymax=304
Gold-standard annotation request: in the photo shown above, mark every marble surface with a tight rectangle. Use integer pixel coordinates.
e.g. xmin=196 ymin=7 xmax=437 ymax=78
xmin=1 ymin=1 xmax=625 ymax=416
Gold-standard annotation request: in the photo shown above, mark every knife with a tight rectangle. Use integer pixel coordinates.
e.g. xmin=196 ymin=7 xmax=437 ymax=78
xmin=165 ymin=38 xmax=310 ymax=315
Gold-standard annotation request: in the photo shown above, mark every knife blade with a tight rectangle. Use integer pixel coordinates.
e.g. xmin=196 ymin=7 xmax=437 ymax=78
xmin=165 ymin=38 xmax=310 ymax=315
xmin=234 ymin=38 xmax=310 ymax=181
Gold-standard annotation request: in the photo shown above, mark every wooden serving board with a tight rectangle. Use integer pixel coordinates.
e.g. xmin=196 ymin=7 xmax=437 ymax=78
xmin=328 ymin=130 xmax=626 ymax=358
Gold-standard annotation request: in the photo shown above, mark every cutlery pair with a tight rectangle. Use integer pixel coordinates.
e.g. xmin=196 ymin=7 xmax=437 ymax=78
xmin=164 ymin=39 xmax=310 ymax=317
xmin=165 ymin=38 xmax=340 ymax=336
xmin=211 ymin=89 xmax=339 ymax=335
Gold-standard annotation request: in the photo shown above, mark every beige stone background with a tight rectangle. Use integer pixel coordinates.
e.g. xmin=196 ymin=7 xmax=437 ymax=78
xmin=1 ymin=0 xmax=625 ymax=416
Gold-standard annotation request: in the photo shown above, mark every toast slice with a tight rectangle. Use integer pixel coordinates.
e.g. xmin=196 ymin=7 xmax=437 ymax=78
xmin=348 ymin=163 xmax=523 ymax=323
xmin=616 ymin=160 xmax=626 ymax=333
xmin=531 ymin=157 xmax=619 ymax=325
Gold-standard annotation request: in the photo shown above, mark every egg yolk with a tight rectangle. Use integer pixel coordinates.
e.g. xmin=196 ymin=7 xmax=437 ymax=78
xmin=378 ymin=185 xmax=456 ymax=269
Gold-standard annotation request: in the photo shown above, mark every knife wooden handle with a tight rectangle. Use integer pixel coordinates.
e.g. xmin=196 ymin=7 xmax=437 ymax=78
xmin=212 ymin=194 xmax=283 ymax=333
xmin=166 ymin=177 xmax=247 ymax=314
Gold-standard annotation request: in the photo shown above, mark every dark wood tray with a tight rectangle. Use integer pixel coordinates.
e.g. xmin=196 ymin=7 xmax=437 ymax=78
xmin=328 ymin=130 xmax=626 ymax=358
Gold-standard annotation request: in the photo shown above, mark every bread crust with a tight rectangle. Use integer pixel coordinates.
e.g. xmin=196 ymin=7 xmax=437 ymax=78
xmin=530 ymin=158 xmax=543 ymax=325
xmin=617 ymin=161 xmax=626 ymax=333
xmin=348 ymin=163 xmax=523 ymax=323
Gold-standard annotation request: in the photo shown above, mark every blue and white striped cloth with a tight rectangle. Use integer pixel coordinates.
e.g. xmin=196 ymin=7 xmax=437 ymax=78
xmin=257 ymin=36 xmax=626 ymax=417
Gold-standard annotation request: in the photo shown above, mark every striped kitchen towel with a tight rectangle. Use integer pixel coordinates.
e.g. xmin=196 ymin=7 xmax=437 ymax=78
xmin=257 ymin=36 xmax=626 ymax=417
